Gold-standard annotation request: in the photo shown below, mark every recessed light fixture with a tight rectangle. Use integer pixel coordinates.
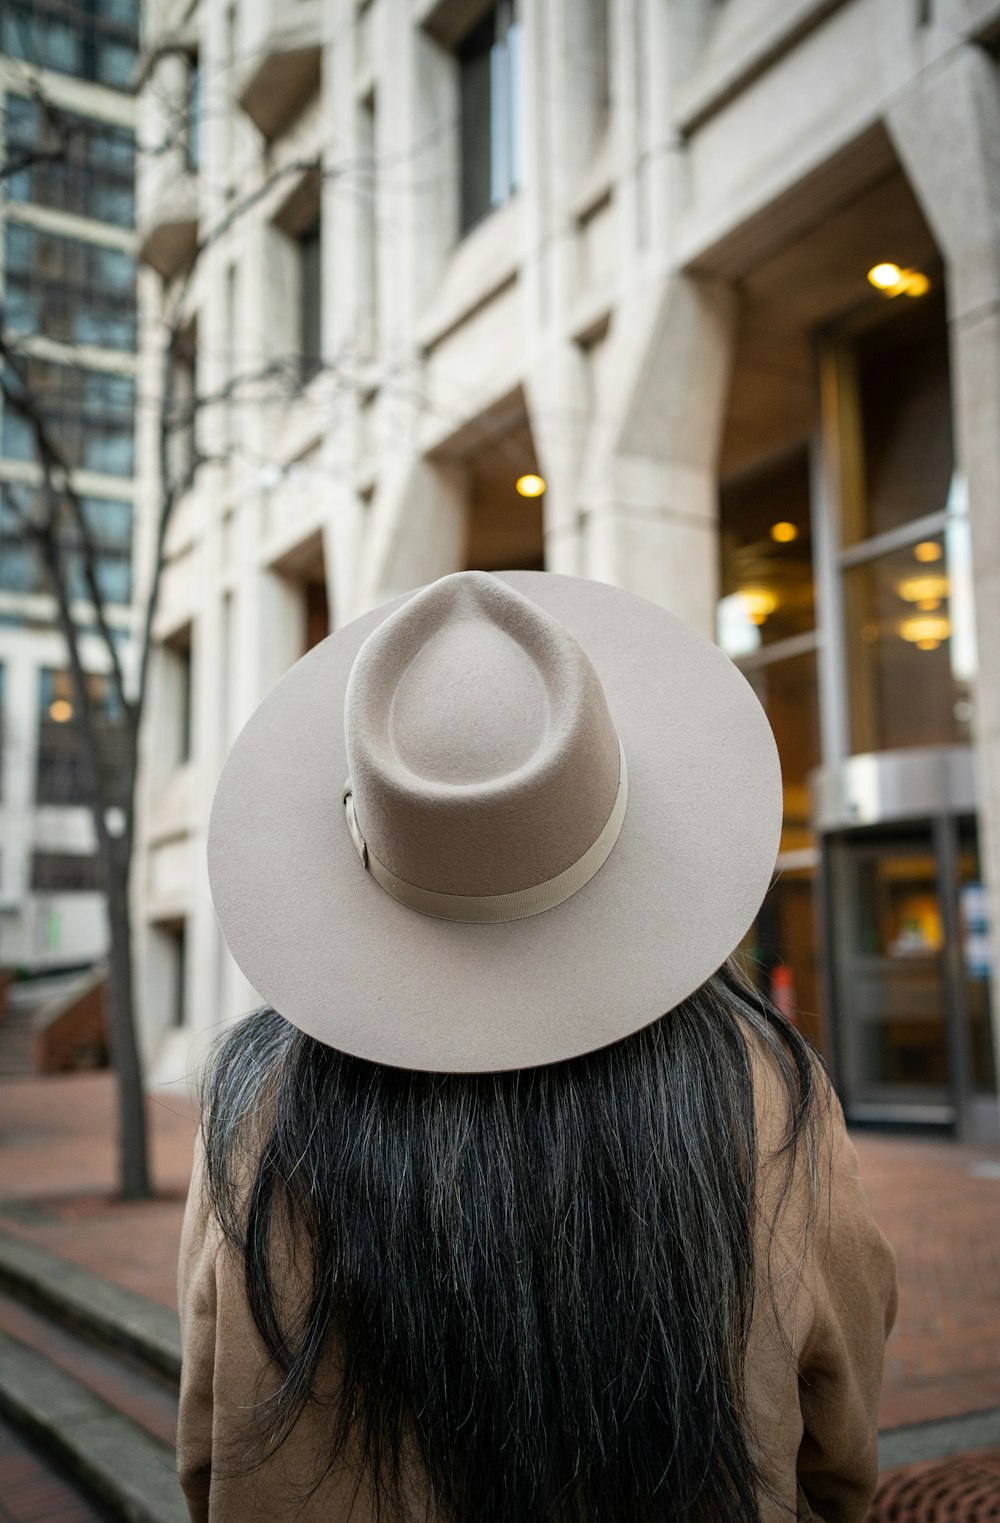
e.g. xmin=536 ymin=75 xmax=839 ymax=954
xmin=914 ymin=540 xmax=943 ymax=563
xmin=739 ymin=588 xmax=777 ymax=626
xmin=515 ymin=473 xmax=545 ymax=498
xmin=900 ymin=614 xmax=950 ymax=650
xmin=867 ymin=263 xmax=930 ymax=299
xmin=898 ymin=574 xmax=949 ymax=606
xmin=770 ymin=521 xmax=798 ymax=543
xmin=868 ymin=263 xmax=902 ymax=290
xmin=49 ymin=698 xmax=74 ymax=723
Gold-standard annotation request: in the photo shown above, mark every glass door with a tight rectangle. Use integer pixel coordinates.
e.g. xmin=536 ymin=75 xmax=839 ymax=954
xmin=827 ymin=815 xmax=997 ymax=1127
xmin=828 ymin=822 xmax=955 ymax=1123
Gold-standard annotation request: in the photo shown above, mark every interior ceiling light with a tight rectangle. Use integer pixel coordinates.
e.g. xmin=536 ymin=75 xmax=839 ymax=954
xmin=516 ymin=473 xmax=545 ymax=498
xmin=900 ymin=614 xmax=950 ymax=650
xmin=770 ymin=521 xmax=799 ymax=543
xmin=867 ymin=262 xmax=930 ymax=299
xmin=738 ymin=588 xmax=777 ymax=625
xmin=868 ymin=263 xmax=902 ymax=289
xmin=49 ymin=698 xmax=73 ymax=723
xmin=914 ymin=540 xmax=943 ymax=562
xmin=898 ymin=574 xmax=949 ymax=605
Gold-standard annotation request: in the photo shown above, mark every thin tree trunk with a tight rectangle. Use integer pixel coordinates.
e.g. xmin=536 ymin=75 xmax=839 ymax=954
xmin=103 ymin=840 xmax=151 ymax=1200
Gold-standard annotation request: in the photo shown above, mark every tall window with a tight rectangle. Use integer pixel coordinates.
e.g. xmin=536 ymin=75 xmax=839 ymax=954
xmin=717 ymin=446 xmax=818 ymax=853
xmin=4 ymin=95 xmax=135 ymax=227
xmin=35 ymin=668 xmax=128 ymax=807
xmin=4 ymin=223 xmax=136 ymax=352
xmin=184 ymin=59 xmax=202 ymax=173
xmin=2 ymin=360 xmax=135 ymax=477
xmin=458 ymin=1 xmax=522 ymax=234
xmin=1 ymin=0 xmax=139 ymax=87
xmin=298 ymin=218 xmax=323 ymax=386
xmin=0 ymin=491 xmax=133 ymax=604
xmin=358 ymin=92 xmax=378 ymax=356
xmin=717 ymin=447 xmax=821 ymax=1043
xmin=825 ymin=284 xmax=972 ymax=755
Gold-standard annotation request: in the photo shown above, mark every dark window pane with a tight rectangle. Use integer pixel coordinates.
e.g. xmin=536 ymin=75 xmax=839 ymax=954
xmin=3 ymin=223 xmax=136 ymax=351
xmin=298 ymin=218 xmax=322 ymax=385
xmin=0 ymin=1 xmax=137 ymax=85
xmin=459 ymin=16 xmax=495 ymax=232
xmin=846 ymin=288 xmax=953 ymax=545
xmin=31 ymin=852 xmax=104 ymax=891
xmin=36 ymin=667 xmax=129 ymax=805
xmin=745 ymin=651 xmax=820 ymax=854
xmin=5 ymin=95 xmax=134 ymax=227
xmin=458 ymin=4 xmax=520 ymax=235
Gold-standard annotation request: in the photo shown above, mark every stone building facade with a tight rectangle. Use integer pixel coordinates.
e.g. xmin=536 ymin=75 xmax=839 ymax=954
xmin=0 ymin=11 xmax=138 ymax=976
xmin=136 ymin=0 xmax=1000 ymax=1139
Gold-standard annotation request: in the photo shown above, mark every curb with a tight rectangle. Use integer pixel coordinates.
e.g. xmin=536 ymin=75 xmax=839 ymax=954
xmin=0 ymin=1329 xmax=187 ymax=1523
xmin=0 ymin=1228 xmax=180 ymax=1385
xmin=879 ymin=1407 xmax=1000 ymax=1470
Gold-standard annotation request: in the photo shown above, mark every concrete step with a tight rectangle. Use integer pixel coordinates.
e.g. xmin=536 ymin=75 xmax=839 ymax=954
xmin=0 ymin=1328 xmax=187 ymax=1523
xmin=0 ymin=1228 xmax=180 ymax=1386
xmin=0 ymin=1009 xmax=36 ymax=1078
xmin=0 ymin=1287 xmax=178 ymax=1447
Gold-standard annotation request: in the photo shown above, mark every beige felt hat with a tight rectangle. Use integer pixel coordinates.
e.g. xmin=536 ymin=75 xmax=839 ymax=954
xmin=208 ymin=570 xmax=781 ymax=1072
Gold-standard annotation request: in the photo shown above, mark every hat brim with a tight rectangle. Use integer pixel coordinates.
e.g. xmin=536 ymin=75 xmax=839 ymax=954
xmin=208 ymin=572 xmax=782 ymax=1071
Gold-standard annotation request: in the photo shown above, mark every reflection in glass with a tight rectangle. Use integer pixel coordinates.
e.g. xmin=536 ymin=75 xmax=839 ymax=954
xmin=845 ymin=531 xmax=973 ymax=753
xmin=845 ymin=288 xmax=953 ymax=545
xmin=742 ymin=868 xmax=821 ymax=1051
xmin=832 ymin=830 xmax=950 ymax=1105
xmin=717 ymin=448 xmax=814 ymax=656
xmin=746 ymin=653 xmax=819 ymax=853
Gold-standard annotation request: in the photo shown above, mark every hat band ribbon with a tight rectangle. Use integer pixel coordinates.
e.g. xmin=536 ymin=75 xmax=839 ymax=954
xmin=343 ymin=742 xmax=628 ymax=925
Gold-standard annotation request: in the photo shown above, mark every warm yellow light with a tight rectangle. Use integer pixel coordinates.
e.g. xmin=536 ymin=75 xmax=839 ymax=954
xmin=49 ymin=698 xmax=73 ymax=723
xmin=914 ymin=540 xmax=943 ymax=563
xmin=868 ymin=262 xmax=902 ymax=290
xmin=516 ymin=473 xmax=545 ymax=498
xmin=900 ymin=614 xmax=950 ymax=646
xmin=867 ymin=263 xmax=929 ymax=299
xmin=917 ymin=597 xmax=941 ymax=612
xmin=902 ymin=271 xmax=930 ymax=297
xmin=739 ymin=588 xmax=777 ymax=624
xmin=770 ymin=521 xmax=799 ymax=544
xmin=898 ymin=574 xmax=949 ymax=604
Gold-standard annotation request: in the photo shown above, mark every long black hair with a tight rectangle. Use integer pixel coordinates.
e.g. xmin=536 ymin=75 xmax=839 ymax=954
xmin=200 ymin=958 xmax=827 ymax=1522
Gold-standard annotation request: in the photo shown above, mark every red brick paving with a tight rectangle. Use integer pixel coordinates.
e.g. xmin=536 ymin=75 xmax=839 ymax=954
xmin=853 ymin=1131 xmax=1000 ymax=1432
xmin=0 ymin=1414 xmax=110 ymax=1523
xmin=0 ymin=1074 xmax=197 ymax=1310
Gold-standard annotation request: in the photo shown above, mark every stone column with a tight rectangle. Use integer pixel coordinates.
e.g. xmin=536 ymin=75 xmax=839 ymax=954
xmin=577 ymin=270 xmax=737 ymax=636
xmin=888 ymin=44 xmax=1000 ymax=1110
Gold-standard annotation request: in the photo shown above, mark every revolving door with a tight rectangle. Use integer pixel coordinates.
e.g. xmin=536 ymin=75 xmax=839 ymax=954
xmin=816 ymin=750 xmax=995 ymax=1132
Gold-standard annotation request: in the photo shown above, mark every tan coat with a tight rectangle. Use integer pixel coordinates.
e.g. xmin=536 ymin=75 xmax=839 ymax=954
xmin=177 ymin=1055 xmax=897 ymax=1523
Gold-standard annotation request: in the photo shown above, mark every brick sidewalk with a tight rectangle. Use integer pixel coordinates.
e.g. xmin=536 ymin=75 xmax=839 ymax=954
xmin=1 ymin=1072 xmax=999 ymax=1432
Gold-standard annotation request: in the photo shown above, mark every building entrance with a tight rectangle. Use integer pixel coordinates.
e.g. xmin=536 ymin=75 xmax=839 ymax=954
xmin=822 ymin=796 xmax=994 ymax=1132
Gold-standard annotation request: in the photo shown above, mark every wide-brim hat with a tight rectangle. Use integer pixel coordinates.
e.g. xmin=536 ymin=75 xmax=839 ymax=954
xmin=208 ymin=571 xmax=781 ymax=1071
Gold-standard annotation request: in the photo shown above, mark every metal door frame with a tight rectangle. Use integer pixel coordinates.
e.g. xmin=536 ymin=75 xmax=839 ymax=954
xmin=822 ymin=811 xmax=979 ymax=1135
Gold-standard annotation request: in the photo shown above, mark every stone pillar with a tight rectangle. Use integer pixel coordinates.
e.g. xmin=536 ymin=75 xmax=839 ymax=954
xmin=577 ymin=270 xmax=737 ymax=636
xmin=888 ymin=45 xmax=1000 ymax=1114
xmin=359 ymin=456 xmax=468 ymax=609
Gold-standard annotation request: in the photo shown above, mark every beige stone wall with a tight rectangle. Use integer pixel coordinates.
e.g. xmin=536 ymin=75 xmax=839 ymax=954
xmin=135 ymin=0 xmax=1000 ymax=1135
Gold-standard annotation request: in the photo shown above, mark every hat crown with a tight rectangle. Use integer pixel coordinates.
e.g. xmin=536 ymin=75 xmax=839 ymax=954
xmin=345 ymin=572 xmax=621 ymax=896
